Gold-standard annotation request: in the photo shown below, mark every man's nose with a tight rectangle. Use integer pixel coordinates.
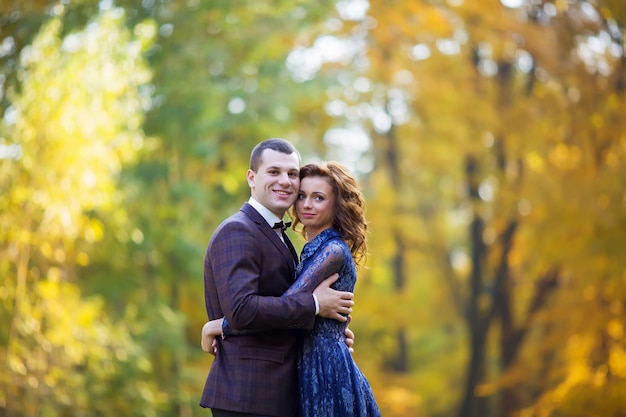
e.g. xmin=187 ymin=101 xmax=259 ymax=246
xmin=277 ymin=172 xmax=291 ymax=184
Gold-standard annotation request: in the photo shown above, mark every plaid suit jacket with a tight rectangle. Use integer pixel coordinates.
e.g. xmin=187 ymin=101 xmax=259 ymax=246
xmin=200 ymin=203 xmax=316 ymax=417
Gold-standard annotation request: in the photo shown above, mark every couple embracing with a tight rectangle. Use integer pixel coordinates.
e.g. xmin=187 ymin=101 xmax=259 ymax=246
xmin=200 ymin=138 xmax=380 ymax=417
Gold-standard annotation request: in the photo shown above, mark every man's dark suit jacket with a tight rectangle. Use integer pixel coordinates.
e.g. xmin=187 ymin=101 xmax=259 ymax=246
xmin=200 ymin=203 xmax=316 ymax=417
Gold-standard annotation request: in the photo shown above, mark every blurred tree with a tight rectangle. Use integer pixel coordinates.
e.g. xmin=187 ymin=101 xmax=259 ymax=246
xmin=82 ymin=1 xmax=340 ymax=414
xmin=2 ymin=0 xmax=625 ymax=416
xmin=307 ymin=0 xmax=626 ymax=416
xmin=0 ymin=5 xmax=157 ymax=415
xmin=3 ymin=0 xmax=345 ymax=415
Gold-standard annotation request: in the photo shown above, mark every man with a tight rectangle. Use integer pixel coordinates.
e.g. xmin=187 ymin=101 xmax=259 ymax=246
xmin=200 ymin=138 xmax=355 ymax=417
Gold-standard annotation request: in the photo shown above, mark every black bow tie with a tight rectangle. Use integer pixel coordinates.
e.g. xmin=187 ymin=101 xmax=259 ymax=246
xmin=272 ymin=220 xmax=292 ymax=232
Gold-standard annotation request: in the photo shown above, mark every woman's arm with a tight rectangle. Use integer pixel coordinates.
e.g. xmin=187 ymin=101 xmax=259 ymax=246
xmin=220 ymin=241 xmax=349 ymax=338
xmin=200 ymin=318 xmax=224 ymax=354
xmin=284 ymin=241 xmax=344 ymax=296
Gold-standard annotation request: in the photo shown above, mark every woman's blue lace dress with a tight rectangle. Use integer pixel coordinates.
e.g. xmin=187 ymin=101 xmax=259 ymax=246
xmin=283 ymin=228 xmax=381 ymax=417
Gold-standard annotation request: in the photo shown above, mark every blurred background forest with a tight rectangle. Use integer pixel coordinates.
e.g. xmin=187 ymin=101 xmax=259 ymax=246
xmin=1 ymin=0 xmax=625 ymax=416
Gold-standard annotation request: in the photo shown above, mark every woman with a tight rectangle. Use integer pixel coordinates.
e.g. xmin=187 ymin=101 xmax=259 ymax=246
xmin=203 ymin=161 xmax=380 ymax=417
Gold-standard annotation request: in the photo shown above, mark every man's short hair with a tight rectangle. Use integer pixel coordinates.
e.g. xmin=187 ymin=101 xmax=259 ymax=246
xmin=250 ymin=138 xmax=301 ymax=171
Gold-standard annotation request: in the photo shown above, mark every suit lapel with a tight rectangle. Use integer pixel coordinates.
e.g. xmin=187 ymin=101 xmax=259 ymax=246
xmin=282 ymin=231 xmax=299 ymax=267
xmin=241 ymin=203 xmax=298 ymax=274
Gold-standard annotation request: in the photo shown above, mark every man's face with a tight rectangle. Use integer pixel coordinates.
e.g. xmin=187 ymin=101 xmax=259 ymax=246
xmin=247 ymin=149 xmax=300 ymax=218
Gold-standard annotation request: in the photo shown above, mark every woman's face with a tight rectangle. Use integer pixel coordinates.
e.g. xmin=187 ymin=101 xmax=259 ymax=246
xmin=295 ymin=175 xmax=335 ymax=238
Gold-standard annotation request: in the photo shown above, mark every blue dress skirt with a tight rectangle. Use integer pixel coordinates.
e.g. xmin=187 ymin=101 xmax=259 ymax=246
xmin=284 ymin=229 xmax=381 ymax=417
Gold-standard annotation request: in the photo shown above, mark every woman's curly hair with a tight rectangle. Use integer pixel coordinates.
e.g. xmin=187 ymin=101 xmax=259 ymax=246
xmin=291 ymin=162 xmax=368 ymax=268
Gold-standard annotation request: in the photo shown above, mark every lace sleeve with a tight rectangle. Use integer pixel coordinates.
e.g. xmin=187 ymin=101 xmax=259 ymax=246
xmin=222 ymin=240 xmax=346 ymax=338
xmin=222 ymin=317 xmax=249 ymax=337
xmin=223 ymin=241 xmax=345 ymax=338
xmin=283 ymin=239 xmax=345 ymax=297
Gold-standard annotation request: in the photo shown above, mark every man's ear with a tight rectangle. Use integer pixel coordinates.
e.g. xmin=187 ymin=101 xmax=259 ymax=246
xmin=246 ymin=169 xmax=255 ymax=187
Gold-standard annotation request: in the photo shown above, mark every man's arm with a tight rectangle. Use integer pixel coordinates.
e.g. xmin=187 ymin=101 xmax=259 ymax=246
xmin=202 ymin=275 xmax=356 ymax=353
xmin=280 ymin=242 xmax=354 ymax=322
xmin=201 ymin=310 xmax=355 ymax=354
xmin=313 ymin=275 xmax=355 ymax=351
xmin=344 ymin=316 xmax=355 ymax=353
xmin=209 ymin=221 xmax=316 ymax=331
xmin=313 ymin=274 xmax=354 ymax=322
